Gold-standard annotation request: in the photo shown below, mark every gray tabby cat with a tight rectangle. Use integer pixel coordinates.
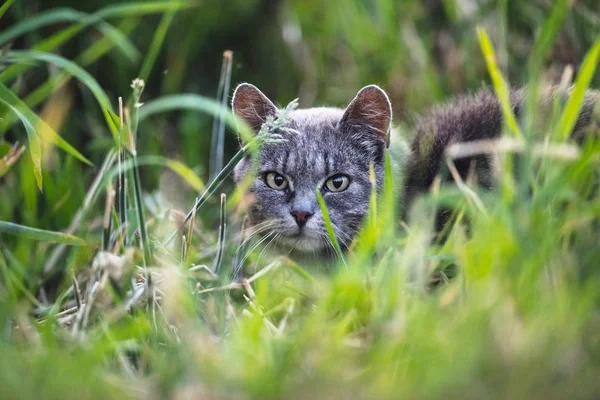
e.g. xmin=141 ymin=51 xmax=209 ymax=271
xmin=231 ymin=83 xmax=598 ymax=254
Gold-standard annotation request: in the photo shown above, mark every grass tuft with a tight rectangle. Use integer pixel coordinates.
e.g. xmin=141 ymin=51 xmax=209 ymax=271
xmin=1 ymin=2 xmax=600 ymax=399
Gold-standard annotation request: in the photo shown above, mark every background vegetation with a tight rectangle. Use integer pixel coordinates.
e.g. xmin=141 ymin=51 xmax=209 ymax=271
xmin=1 ymin=0 xmax=600 ymax=398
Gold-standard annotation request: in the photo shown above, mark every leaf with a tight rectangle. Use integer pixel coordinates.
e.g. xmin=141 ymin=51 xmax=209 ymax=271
xmin=0 ymin=82 xmax=93 ymax=172
xmin=0 ymin=1 xmax=194 ymax=47
xmin=0 ymin=221 xmax=86 ymax=246
xmin=556 ymin=37 xmax=600 ymax=141
xmin=0 ymin=248 xmax=41 ymax=306
xmin=102 ymin=155 xmax=205 ymax=192
xmin=0 ymin=1 xmax=197 ymax=84
xmin=138 ymin=94 xmax=250 ymax=139
xmin=527 ymin=0 xmax=569 ymax=73
xmin=107 ymin=111 xmax=122 ymax=138
xmin=0 ymin=19 xmax=139 ymax=138
xmin=0 ymin=84 xmax=43 ymax=190
xmin=316 ymin=189 xmax=347 ymax=267
xmin=138 ymin=10 xmax=176 ymax=82
xmin=477 ymin=27 xmax=523 ymax=139
xmin=95 ymin=1 xmax=195 ymax=19
xmin=0 ymin=0 xmax=15 ymax=19
xmin=164 ymin=159 xmax=205 ymax=191
xmin=0 ymin=8 xmax=138 ymax=70
xmin=131 ymin=155 xmax=152 ymax=266
xmin=8 ymin=50 xmax=118 ymax=139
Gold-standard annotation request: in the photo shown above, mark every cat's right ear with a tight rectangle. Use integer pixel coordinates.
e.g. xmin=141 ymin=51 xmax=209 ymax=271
xmin=340 ymin=85 xmax=392 ymax=147
xmin=231 ymin=83 xmax=278 ymax=132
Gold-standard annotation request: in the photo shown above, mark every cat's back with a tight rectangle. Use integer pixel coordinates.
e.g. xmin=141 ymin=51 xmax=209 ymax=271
xmin=401 ymin=86 xmax=598 ymax=218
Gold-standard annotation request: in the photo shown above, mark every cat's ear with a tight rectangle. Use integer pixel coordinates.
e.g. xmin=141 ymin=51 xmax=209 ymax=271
xmin=340 ymin=85 xmax=392 ymax=142
xmin=231 ymin=83 xmax=278 ymax=131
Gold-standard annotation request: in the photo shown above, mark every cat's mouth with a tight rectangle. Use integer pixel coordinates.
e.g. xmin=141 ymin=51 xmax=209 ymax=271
xmin=275 ymin=232 xmax=325 ymax=252
xmin=248 ymin=217 xmax=329 ymax=253
xmin=270 ymin=225 xmax=326 ymax=252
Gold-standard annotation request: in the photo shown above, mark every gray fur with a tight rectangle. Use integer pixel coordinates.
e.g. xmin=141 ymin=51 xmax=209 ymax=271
xmin=233 ymin=84 xmax=391 ymax=254
xmin=232 ymin=83 xmax=599 ymax=253
xmin=402 ymin=87 xmax=600 ymax=217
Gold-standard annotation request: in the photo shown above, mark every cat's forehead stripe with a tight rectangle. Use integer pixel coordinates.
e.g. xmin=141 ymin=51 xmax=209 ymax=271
xmin=281 ymin=149 xmax=290 ymax=173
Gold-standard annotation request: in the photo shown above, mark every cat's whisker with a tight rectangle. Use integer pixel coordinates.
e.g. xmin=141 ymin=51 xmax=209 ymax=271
xmin=236 ymin=221 xmax=279 ymax=247
xmin=232 ymin=223 xmax=281 ymax=281
xmin=255 ymin=233 xmax=281 ymax=266
xmin=235 ymin=231 xmax=274 ymax=269
xmin=236 ymin=220 xmax=278 ymax=241
xmin=317 ymin=232 xmax=336 ymax=258
xmin=239 ymin=230 xmax=282 ymax=267
xmin=285 ymin=238 xmax=299 ymax=257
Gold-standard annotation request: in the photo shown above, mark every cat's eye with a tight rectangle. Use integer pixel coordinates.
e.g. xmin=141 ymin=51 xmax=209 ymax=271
xmin=265 ymin=172 xmax=288 ymax=190
xmin=325 ymin=174 xmax=350 ymax=192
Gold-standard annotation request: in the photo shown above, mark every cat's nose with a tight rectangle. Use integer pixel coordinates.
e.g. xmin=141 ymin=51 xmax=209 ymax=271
xmin=291 ymin=210 xmax=313 ymax=227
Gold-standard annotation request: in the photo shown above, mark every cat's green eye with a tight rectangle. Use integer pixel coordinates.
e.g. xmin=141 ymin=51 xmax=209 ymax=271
xmin=265 ymin=172 xmax=288 ymax=190
xmin=325 ymin=174 xmax=350 ymax=192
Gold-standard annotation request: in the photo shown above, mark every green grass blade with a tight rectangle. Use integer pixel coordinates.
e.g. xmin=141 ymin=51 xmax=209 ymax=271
xmin=138 ymin=10 xmax=176 ymax=82
xmin=212 ymin=194 xmax=227 ymax=273
xmin=381 ymin=150 xmax=395 ymax=244
xmin=316 ymin=189 xmax=347 ymax=267
xmin=368 ymin=163 xmax=377 ymax=235
xmin=523 ymin=0 xmax=569 ymax=136
xmin=95 ymin=1 xmax=195 ymax=19
xmin=210 ymin=51 xmax=233 ymax=179
xmin=0 ymin=8 xmax=138 ymax=68
xmin=8 ymin=50 xmax=118 ymax=139
xmin=131 ymin=155 xmax=151 ymax=265
xmin=27 ymin=16 xmax=138 ymax=63
xmin=0 ymin=0 xmax=14 ymax=19
xmin=0 ymin=19 xmax=139 ymax=138
xmin=556 ymin=37 xmax=600 ymax=141
xmin=477 ymin=27 xmax=523 ymax=139
xmin=527 ymin=0 xmax=569 ymax=74
xmin=138 ymin=94 xmax=248 ymax=139
xmin=84 ymin=19 xmax=139 ymax=62
xmin=163 ymin=148 xmax=246 ymax=246
xmin=163 ymin=158 xmax=205 ymax=191
xmin=0 ymin=2 xmax=193 ymax=46
xmin=0 ymin=82 xmax=93 ymax=170
xmin=0 ymin=83 xmax=43 ymax=190
xmin=0 ymin=221 xmax=86 ymax=245
xmin=384 ymin=150 xmax=394 ymax=218
xmin=42 ymin=149 xmax=117 ymax=276
xmin=0 ymin=2 xmax=196 ymax=84
xmin=78 ymin=17 xmax=140 ymax=66
xmin=0 ymin=249 xmax=42 ymax=307
xmin=0 ymin=8 xmax=80 ymax=45
xmin=95 ymin=155 xmax=206 ymax=225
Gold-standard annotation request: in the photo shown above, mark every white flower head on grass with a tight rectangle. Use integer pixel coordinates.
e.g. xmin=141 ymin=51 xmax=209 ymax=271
xmin=254 ymin=98 xmax=299 ymax=147
xmin=130 ymin=78 xmax=145 ymax=91
xmin=131 ymin=78 xmax=145 ymax=102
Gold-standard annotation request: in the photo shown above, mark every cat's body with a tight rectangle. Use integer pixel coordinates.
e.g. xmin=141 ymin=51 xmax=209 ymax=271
xmin=402 ymin=88 xmax=599 ymax=217
xmin=231 ymin=83 xmax=599 ymax=256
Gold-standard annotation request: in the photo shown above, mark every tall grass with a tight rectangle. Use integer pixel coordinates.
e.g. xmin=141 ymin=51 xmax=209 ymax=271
xmin=0 ymin=1 xmax=600 ymax=399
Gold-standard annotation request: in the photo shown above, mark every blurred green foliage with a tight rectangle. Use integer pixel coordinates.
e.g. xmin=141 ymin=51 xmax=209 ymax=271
xmin=4 ymin=0 xmax=599 ymax=177
xmin=1 ymin=0 xmax=600 ymax=399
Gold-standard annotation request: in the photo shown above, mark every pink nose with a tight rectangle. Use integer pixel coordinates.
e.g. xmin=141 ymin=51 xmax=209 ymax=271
xmin=291 ymin=211 xmax=312 ymax=227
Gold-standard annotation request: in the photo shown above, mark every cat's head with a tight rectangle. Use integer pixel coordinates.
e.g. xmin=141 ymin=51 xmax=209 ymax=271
xmin=232 ymin=83 xmax=392 ymax=253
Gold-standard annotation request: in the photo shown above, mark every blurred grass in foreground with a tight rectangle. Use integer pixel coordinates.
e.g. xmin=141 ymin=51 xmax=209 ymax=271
xmin=1 ymin=0 xmax=600 ymax=399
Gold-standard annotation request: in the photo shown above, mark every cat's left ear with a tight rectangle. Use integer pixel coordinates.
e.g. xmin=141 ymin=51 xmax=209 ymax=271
xmin=231 ymin=83 xmax=278 ymax=132
xmin=340 ymin=85 xmax=392 ymax=146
